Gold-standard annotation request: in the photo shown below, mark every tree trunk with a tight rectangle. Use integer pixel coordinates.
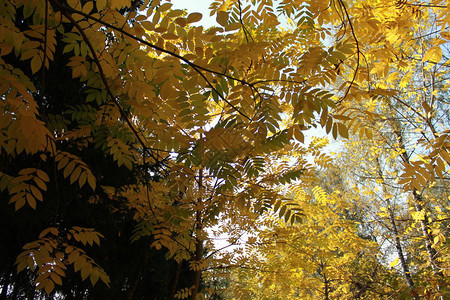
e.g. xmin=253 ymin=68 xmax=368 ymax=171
xmin=169 ymin=261 xmax=182 ymax=299
xmin=376 ymin=158 xmax=418 ymax=299
xmin=318 ymin=262 xmax=330 ymax=300
xmin=411 ymin=191 xmax=442 ymax=276
xmin=390 ymin=119 xmax=444 ymax=299
xmin=324 ymin=275 xmax=330 ymax=300
xmin=190 ymin=169 xmax=204 ymax=300
xmin=126 ymin=268 xmax=142 ymax=300
xmin=190 ymin=210 xmax=204 ymax=300
xmin=394 ymin=129 xmax=442 ymax=277
xmin=388 ymin=208 xmax=418 ymax=300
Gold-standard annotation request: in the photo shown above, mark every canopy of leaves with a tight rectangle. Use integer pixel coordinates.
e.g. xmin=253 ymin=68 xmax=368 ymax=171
xmin=0 ymin=0 xmax=449 ymax=299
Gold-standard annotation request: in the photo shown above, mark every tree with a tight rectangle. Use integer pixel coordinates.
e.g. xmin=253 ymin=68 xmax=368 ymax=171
xmin=226 ymin=175 xmax=390 ymax=299
xmin=1 ymin=0 xmax=449 ymax=298
xmin=221 ymin=0 xmax=449 ymax=298
xmin=335 ymin=0 xmax=450 ymax=297
xmin=1 ymin=0 xmax=352 ymax=298
xmin=0 ymin=1 xmax=194 ymax=298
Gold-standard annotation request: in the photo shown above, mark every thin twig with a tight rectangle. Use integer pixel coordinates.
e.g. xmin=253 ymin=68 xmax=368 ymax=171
xmin=336 ymin=0 xmax=360 ymax=104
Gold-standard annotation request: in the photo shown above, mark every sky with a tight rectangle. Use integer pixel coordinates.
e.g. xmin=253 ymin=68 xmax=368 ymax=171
xmin=170 ymin=0 xmax=217 ymax=28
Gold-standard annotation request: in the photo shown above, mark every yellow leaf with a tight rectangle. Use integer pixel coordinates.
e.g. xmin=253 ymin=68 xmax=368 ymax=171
xmin=55 ymin=252 xmax=64 ymax=260
xmin=167 ymin=9 xmax=184 ymax=18
xmin=74 ymin=256 xmax=84 ymax=272
xmin=440 ymin=150 xmax=450 ymax=164
xmin=30 ymin=185 xmax=43 ymax=201
xmin=68 ymin=251 xmax=80 ymax=264
xmin=99 ymin=272 xmax=110 ymax=286
xmin=186 ymin=13 xmax=202 ymax=24
xmin=58 ymin=156 xmax=69 ymax=171
xmin=82 ymin=1 xmax=93 ymax=14
xmin=44 ymin=279 xmax=55 ymax=294
xmin=39 ymin=227 xmax=58 ymax=238
xmin=32 ymin=177 xmax=46 ymax=191
xmin=225 ymin=23 xmax=241 ymax=31
xmin=18 ymin=168 xmax=36 ymax=175
xmin=90 ymin=269 xmax=100 ymax=286
xmin=412 ymin=211 xmax=425 ymax=221
xmin=67 ymin=0 xmax=81 ymax=9
xmin=162 ymin=33 xmax=179 ymax=40
xmin=36 ymin=169 xmax=50 ymax=182
xmin=389 ymin=258 xmax=399 ymax=268
xmin=96 ymin=0 xmax=106 ymax=10
xmin=79 ymin=172 xmax=87 ymax=188
xmin=109 ymin=0 xmax=127 ymax=9
xmin=337 ymin=123 xmax=349 ymax=139
xmin=216 ymin=11 xmax=228 ymax=27
xmin=157 ymin=2 xmax=172 ymax=12
xmin=293 ymin=129 xmax=304 ymax=143
xmin=81 ymin=263 xmax=92 ymax=280
xmin=364 ymin=128 xmax=373 ymax=139
xmin=433 ymin=235 xmax=439 ymax=245
xmin=70 ymin=167 xmax=82 ymax=185
xmin=26 ymin=193 xmax=37 ymax=209
xmin=51 ymin=272 xmax=63 ymax=285
xmin=87 ymin=173 xmax=96 ymax=190
xmin=30 ymin=55 xmax=42 ymax=74
xmin=174 ymin=17 xmax=187 ymax=27
xmin=53 ymin=265 xmax=66 ymax=276
xmin=423 ymin=46 xmax=442 ymax=63
xmin=16 ymin=259 xmax=28 ymax=273
xmin=15 ymin=196 xmax=26 ymax=211
xmin=63 ymin=162 xmax=75 ymax=178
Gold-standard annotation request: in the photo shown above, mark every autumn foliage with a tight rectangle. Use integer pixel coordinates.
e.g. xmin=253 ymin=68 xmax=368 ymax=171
xmin=0 ymin=0 xmax=449 ymax=299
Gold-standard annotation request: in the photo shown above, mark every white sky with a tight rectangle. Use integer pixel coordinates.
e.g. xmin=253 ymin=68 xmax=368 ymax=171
xmin=170 ymin=0 xmax=217 ymax=28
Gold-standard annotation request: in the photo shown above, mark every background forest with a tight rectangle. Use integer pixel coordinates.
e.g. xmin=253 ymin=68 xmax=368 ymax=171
xmin=0 ymin=0 xmax=448 ymax=299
